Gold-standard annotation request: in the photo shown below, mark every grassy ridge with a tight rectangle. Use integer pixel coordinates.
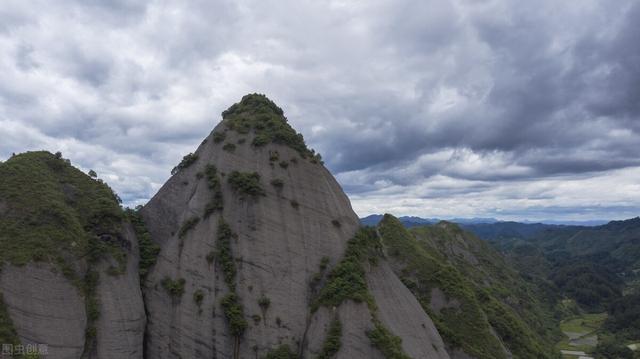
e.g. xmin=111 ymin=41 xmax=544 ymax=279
xmin=0 ymin=151 xmax=124 ymax=268
xmin=378 ymin=214 xmax=561 ymax=359
xmin=0 ymin=151 xmax=130 ymax=353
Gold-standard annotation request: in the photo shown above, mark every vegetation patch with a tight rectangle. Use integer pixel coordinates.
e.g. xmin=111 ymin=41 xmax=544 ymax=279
xmin=171 ymin=153 xmax=198 ymax=175
xmin=215 ymin=219 xmax=247 ymax=338
xmin=0 ymin=151 xmax=125 ymax=268
xmin=206 ymin=251 xmax=215 ymax=265
xmin=222 ymin=143 xmax=236 ymax=152
xmin=216 ymin=219 xmax=237 ymax=290
xmin=317 ymin=317 xmax=342 ymax=359
xmin=312 ymin=227 xmax=380 ymax=311
xmin=126 ymin=208 xmax=160 ymax=281
xmin=366 ymin=319 xmax=411 ymax=359
xmin=0 ymin=293 xmax=20 ymax=352
xmin=178 ymin=217 xmax=200 ymax=238
xmin=204 ymin=165 xmax=223 ymax=216
xmin=379 ymin=215 xmax=506 ymax=358
xmin=222 ymin=93 xmax=316 ymax=158
xmin=379 ymin=214 xmax=559 ymax=359
xmin=270 ymin=178 xmax=284 ymax=189
xmin=311 ymin=226 xmax=410 ymax=359
xmin=258 ymin=295 xmax=271 ymax=310
xmin=194 ymin=289 xmax=205 ymax=307
xmin=228 ymin=171 xmax=265 ymax=199
xmin=264 ymin=344 xmax=297 ymax=359
xmin=0 ymin=151 xmax=132 ymax=350
xmin=213 ymin=131 xmax=226 ymax=143
xmin=220 ymin=293 xmax=248 ymax=336
xmin=161 ymin=276 xmax=186 ymax=298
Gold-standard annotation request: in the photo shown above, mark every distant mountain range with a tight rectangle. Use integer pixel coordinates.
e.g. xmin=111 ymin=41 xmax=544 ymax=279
xmin=360 ymin=214 xmax=608 ymax=227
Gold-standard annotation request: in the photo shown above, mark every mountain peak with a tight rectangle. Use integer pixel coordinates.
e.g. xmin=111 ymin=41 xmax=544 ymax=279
xmin=222 ymin=93 xmax=284 ymax=118
xmin=219 ymin=93 xmax=318 ymax=160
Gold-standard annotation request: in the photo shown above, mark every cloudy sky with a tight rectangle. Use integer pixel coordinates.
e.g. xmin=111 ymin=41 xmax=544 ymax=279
xmin=1 ymin=0 xmax=639 ymax=222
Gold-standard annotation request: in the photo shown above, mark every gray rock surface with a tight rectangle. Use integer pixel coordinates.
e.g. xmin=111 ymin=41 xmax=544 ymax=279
xmin=0 ymin=225 xmax=145 ymax=359
xmin=141 ymin=116 xmax=451 ymax=358
xmin=0 ymin=263 xmax=86 ymax=358
xmin=94 ymin=223 xmax=146 ymax=359
xmin=368 ymin=261 xmax=449 ymax=358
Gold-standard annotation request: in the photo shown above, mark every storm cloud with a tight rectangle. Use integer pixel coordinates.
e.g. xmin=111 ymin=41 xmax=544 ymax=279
xmin=1 ymin=0 xmax=639 ymax=221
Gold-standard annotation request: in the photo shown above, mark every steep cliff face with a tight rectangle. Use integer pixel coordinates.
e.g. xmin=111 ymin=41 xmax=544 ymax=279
xmin=141 ymin=94 xmax=449 ymax=358
xmin=0 ymin=151 xmax=145 ymax=358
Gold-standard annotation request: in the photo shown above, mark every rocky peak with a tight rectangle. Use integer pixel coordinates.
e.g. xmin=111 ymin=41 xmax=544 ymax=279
xmin=140 ymin=94 xmax=448 ymax=359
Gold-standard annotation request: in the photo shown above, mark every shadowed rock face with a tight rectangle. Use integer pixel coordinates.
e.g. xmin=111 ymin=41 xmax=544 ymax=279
xmin=0 ymin=225 xmax=146 ymax=359
xmin=0 ymin=263 xmax=86 ymax=358
xmin=0 ymin=151 xmax=146 ymax=359
xmin=141 ymin=94 xmax=449 ymax=358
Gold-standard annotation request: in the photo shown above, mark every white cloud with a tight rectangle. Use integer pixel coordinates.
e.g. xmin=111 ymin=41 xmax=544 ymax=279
xmin=0 ymin=0 xmax=638 ymax=221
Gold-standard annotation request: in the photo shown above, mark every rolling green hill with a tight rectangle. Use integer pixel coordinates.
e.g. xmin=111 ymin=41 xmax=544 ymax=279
xmin=465 ymin=218 xmax=640 ymax=357
xmin=377 ymin=214 xmax=562 ymax=359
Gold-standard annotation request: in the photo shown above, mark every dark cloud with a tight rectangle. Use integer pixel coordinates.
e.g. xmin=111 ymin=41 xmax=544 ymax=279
xmin=0 ymin=0 xmax=638 ymax=220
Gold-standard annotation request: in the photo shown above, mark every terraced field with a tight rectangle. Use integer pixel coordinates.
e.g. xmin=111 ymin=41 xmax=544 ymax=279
xmin=557 ymin=313 xmax=607 ymax=358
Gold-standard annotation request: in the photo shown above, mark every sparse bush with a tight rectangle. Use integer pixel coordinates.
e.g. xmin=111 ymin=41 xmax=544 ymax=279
xmin=126 ymin=209 xmax=160 ymax=281
xmin=161 ymin=277 xmax=186 ymax=298
xmin=194 ymin=289 xmax=205 ymax=306
xmin=317 ymin=317 xmax=342 ymax=359
xmin=206 ymin=251 xmax=215 ymax=264
xmin=204 ymin=164 xmax=223 ymax=216
xmin=228 ymin=171 xmax=265 ymax=198
xmin=213 ymin=131 xmax=226 ymax=143
xmin=312 ymin=227 xmax=380 ymax=311
xmin=269 ymin=151 xmax=279 ymax=162
xmin=271 ymin=178 xmax=284 ymax=189
xmin=171 ymin=153 xmax=198 ymax=175
xmin=264 ymin=344 xmax=297 ymax=359
xmin=216 ymin=219 xmax=237 ymax=289
xmin=252 ymin=133 xmax=270 ymax=147
xmin=223 ymin=143 xmax=236 ymax=152
xmin=279 ymin=160 xmax=289 ymax=169
xmin=258 ymin=295 xmax=271 ymax=310
xmin=88 ymin=170 xmax=97 ymax=178
xmin=320 ymin=257 xmax=330 ymax=271
xmin=366 ymin=320 xmax=411 ymax=359
xmin=178 ymin=217 xmax=200 ymax=238
xmin=220 ymin=293 xmax=247 ymax=336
